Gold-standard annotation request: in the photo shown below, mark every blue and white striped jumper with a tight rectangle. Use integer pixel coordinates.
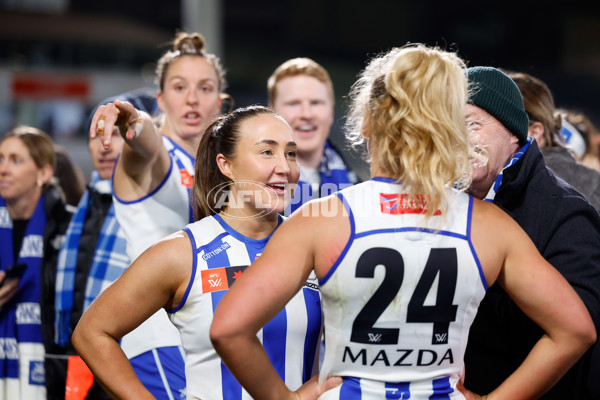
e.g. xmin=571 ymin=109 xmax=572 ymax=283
xmin=318 ymin=178 xmax=486 ymax=400
xmin=170 ymin=214 xmax=323 ymax=400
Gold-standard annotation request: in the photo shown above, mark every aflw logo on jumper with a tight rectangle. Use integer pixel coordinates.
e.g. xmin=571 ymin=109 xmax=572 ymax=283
xmin=19 ymin=235 xmax=44 ymax=258
xmin=368 ymin=333 xmax=382 ymax=343
xmin=201 ymin=265 xmax=249 ymax=293
xmin=434 ymin=333 xmax=448 ymax=344
xmin=379 ymin=193 xmax=442 ymax=216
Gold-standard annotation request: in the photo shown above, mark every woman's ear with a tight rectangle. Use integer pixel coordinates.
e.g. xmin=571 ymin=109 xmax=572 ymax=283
xmin=528 ymin=121 xmax=546 ymax=147
xmin=38 ymin=164 xmax=54 ymax=186
xmin=156 ymin=91 xmax=165 ymax=113
xmin=216 ymin=153 xmax=234 ymax=180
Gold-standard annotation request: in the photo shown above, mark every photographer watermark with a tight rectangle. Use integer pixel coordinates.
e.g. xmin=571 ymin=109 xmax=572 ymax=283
xmin=206 ymin=180 xmax=407 ymax=219
xmin=207 ymin=180 xmax=290 ymax=220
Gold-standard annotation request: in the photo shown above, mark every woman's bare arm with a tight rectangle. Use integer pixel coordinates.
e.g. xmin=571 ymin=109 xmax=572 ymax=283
xmin=210 ymin=196 xmax=347 ymax=399
xmin=89 ymin=99 xmax=171 ymax=200
xmin=72 ymin=232 xmax=192 ymax=399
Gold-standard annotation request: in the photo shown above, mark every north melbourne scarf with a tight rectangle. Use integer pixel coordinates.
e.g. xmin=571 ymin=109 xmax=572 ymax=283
xmin=484 ymin=137 xmax=532 ymax=203
xmin=55 ymin=173 xmax=129 ymax=346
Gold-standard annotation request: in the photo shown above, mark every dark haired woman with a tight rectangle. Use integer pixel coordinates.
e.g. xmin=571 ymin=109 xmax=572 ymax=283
xmin=75 ymin=106 xmax=331 ymax=399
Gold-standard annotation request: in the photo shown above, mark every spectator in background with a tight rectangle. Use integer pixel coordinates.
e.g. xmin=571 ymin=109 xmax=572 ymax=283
xmin=82 ymin=31 xmax=228 ymax=399
xmin=557 ymin=107 xmax=600 ymax=171
xmin=0 ymin=126 xmax=73 ymax=399
xmin=463 ymin=66 xmax=600 ymax=399
xmin=267 ymin=57 xmax=358 ymax=214
xmin=53 ymin=145 xmax=86 ymax=207
xmin=42 ymin=89 xmax=156 ymax=400
xmin=507 ymin=70 xmax=600 ymax=211
xmin=556 ymin=113 xmax=587 ymax=160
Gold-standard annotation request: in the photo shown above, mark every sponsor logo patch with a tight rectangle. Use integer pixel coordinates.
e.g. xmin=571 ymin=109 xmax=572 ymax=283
xmin=202 ymin=242 xmax=231 ymax=261
xmin=201 ymin=265 xmax=249 ymax=293
xmin=179 ymin=169 xmax=193 ymax=188
xmin=379 ymin=193 xmax=441 ymax=216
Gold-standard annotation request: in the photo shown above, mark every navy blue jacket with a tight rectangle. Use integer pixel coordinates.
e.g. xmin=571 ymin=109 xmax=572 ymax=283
xmin=464 ymin=140 xmax=600 ymax=399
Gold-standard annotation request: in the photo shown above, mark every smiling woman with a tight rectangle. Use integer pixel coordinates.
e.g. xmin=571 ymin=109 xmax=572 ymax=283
xmin=73 ymin=105 xmax=326 ymax=400
xmin=196 ymin=111 xmax=299 ymax=222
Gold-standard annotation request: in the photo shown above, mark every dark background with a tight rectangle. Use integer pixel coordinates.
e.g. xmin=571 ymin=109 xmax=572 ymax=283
xmin=1 ymin=0 xmax=600 ymax=176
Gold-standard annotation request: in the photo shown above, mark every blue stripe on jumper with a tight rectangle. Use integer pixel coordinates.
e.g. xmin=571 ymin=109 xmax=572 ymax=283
xmin=430 ymin=376 xmax=452 ymax=399
xmin=204 ymin=233 xmax=241 ymax=400
xmin=302 ymin=286 xmax=322 ymax=381
xmin=340 ymin=377 xmax=362 ymax=399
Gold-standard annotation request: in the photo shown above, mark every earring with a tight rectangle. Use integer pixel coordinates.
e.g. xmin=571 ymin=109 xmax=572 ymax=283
xmin=37 ymin=180 xmax=43 ymax=187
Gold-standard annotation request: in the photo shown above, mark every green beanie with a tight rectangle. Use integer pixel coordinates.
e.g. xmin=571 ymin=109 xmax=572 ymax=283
xmin=466 ymin=66 xmax=529 ymax=144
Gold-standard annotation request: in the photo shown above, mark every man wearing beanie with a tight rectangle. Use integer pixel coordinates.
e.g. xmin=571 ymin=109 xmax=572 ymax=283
xmin=463 ymin=66 xmax=600 ymax=399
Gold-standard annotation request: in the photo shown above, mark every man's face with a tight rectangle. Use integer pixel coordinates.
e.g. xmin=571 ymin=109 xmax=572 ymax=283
xmin=465 ymin=103 xmax=520 ymax=199
xmin=89 ymin=128 xmax=124 ymax=180
xmin=271 ymin=75 xmax=334 ymax=163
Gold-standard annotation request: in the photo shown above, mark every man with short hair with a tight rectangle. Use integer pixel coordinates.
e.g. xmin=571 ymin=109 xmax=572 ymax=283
xmin=268 ymin=58 xmax=358 ymax=214
xmin=463 ymin=66 xmax=600 ymax=399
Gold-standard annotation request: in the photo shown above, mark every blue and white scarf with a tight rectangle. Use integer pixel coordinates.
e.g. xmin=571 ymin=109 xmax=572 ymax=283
xmin=287 ymin=141 xmax=357 ymax=215
xmin=0 ymin=194 xmax=47 ymax=393
xmin=484 ymin=137 xmax=532 ymax=202
xmin=55 ymin=172 xmax=129 ymax=346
